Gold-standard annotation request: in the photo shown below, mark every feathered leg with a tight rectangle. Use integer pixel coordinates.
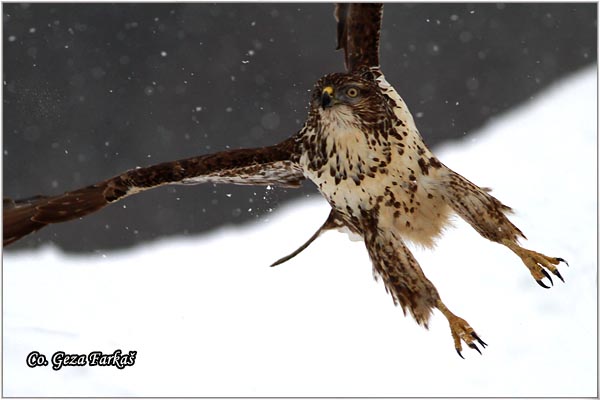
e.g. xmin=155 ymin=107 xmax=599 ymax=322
xmin=440 ymin=167 xmax=567 ymax=288
xmin=362 ymin=218 xmax=485 ymax=357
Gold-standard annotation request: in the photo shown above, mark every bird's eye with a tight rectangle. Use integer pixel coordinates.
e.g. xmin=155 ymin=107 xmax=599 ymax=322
xmin=346 ymin=87 xmax=359 ymax=98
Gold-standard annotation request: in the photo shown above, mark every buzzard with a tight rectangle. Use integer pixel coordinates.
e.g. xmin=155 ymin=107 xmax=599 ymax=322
xmin=3 ymin=4 xmax=566 ymax=357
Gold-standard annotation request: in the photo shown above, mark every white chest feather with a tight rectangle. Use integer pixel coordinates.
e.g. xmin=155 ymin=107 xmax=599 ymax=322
xmin=300 ymin=78 xmax=452 ymax=246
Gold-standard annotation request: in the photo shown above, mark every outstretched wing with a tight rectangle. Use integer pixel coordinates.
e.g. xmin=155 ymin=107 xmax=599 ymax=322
xmin=3 ymin=137 xmax=304 ymax=246
xmin=335 ymin=3 xmax=383 ymax=72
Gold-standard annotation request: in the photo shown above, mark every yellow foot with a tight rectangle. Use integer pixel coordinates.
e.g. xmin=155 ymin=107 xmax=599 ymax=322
xmin=437 ymin=300 xmax=487 ymax=359
xmin=502 ymin=239 xmax=568 ymax=289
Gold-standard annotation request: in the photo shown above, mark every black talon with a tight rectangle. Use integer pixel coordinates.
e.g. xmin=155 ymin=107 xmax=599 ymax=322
xmin=552 ymin=269 xmax=565 ymax=283
xmin=541 ymin=269 xmax=553 ymax=286
xmin=536 ymin=279 xmax=551 ymax=289
xmin=456 ymin=349 xmax=464 ymax=359
xmin=468 ymin=342 xmax=482 ymax=355
xmin=556 ymin=257 xmax=569 ymax=267
xmin=471 ymin=332 xmax=488 ymax=348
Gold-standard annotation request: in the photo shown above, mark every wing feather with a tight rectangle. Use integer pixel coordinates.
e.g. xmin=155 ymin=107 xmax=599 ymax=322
xmin=335 ymin=3 xmax=383 ymax=72
xmin=3 ymin=137 xmax=303 ymax=246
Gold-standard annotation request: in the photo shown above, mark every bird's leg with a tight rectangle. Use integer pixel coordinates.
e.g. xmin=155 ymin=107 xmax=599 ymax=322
xmin=360 ymin=221 xmax=486 ymax=357
xmin=439 ymin=167 xmax=567 ymax=288
xmin=501 ymin=239 xmax=568 ymax=288
xmin=436 ymin=300 xmax=487 ymax=359
xmin=270 ymin=209 xmax=344 ymax=267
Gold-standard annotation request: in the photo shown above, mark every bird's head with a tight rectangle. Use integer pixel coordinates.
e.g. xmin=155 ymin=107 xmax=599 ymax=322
xmin=309 ymin=72 xmax=388 ymax=129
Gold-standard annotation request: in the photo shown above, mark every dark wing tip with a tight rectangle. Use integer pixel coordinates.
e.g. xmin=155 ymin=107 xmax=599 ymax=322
xmin=3 ymin=196 xmax=50 ymax=246
xmin=3 ymin=185 xmax=110 ymax=247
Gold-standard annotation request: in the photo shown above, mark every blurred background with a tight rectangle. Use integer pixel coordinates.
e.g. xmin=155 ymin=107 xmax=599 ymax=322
xmin=3 ymin=3 xmax=597 ymax=252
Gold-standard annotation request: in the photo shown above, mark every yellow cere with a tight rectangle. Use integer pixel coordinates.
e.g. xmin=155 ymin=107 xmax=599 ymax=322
xmin=323 ymin=86 xmax=334 ymax=96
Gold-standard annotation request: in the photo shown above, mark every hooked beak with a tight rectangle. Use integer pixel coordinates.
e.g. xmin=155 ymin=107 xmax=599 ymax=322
xmin=321 ymin=86 xmax=334 ymax=109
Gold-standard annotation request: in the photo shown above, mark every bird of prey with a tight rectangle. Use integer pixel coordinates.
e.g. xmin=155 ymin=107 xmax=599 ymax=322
xmin=3 ymin=4 xmax=566 ymax=357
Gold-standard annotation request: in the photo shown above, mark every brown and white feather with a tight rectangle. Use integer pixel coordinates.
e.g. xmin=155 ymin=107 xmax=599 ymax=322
xmin=3 ymin=137 xmax=303 ymax=246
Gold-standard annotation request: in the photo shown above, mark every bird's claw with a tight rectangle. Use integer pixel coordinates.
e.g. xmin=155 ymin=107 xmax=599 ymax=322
xmin=467 ymin=342 xmax=482 ymax=355
xmin=457 ymin=331 xmax=486 ymax=358
xmin=552 ymin=268 xmax=565 ymax=283
xmin=438 ymin=301 xmax=487 ymax=359
xmin=501 ymin=240 xmax=567 ymax=289
xmin=550 ymin=257 xmax=568 ymax=283
xmin=536 ymin=268 xmax=554 ymax=288
xmin=536 ymin=278 xmax=551 ymax=289
xmin=472 ymin=331 xmax=488 ymax=348
xmin=556 ymin=257 xmax=569 ymax=267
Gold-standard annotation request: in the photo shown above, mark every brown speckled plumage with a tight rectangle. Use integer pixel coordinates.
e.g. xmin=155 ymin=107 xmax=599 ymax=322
xmin=3 ymin=137 xmax=303 ymax=246
xmin=3 ymin=4 xmax=566 ymax=357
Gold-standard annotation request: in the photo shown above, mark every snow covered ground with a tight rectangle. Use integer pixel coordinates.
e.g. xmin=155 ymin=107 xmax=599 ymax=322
xmin=3 ymin=66 xmax=597 ymax=397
